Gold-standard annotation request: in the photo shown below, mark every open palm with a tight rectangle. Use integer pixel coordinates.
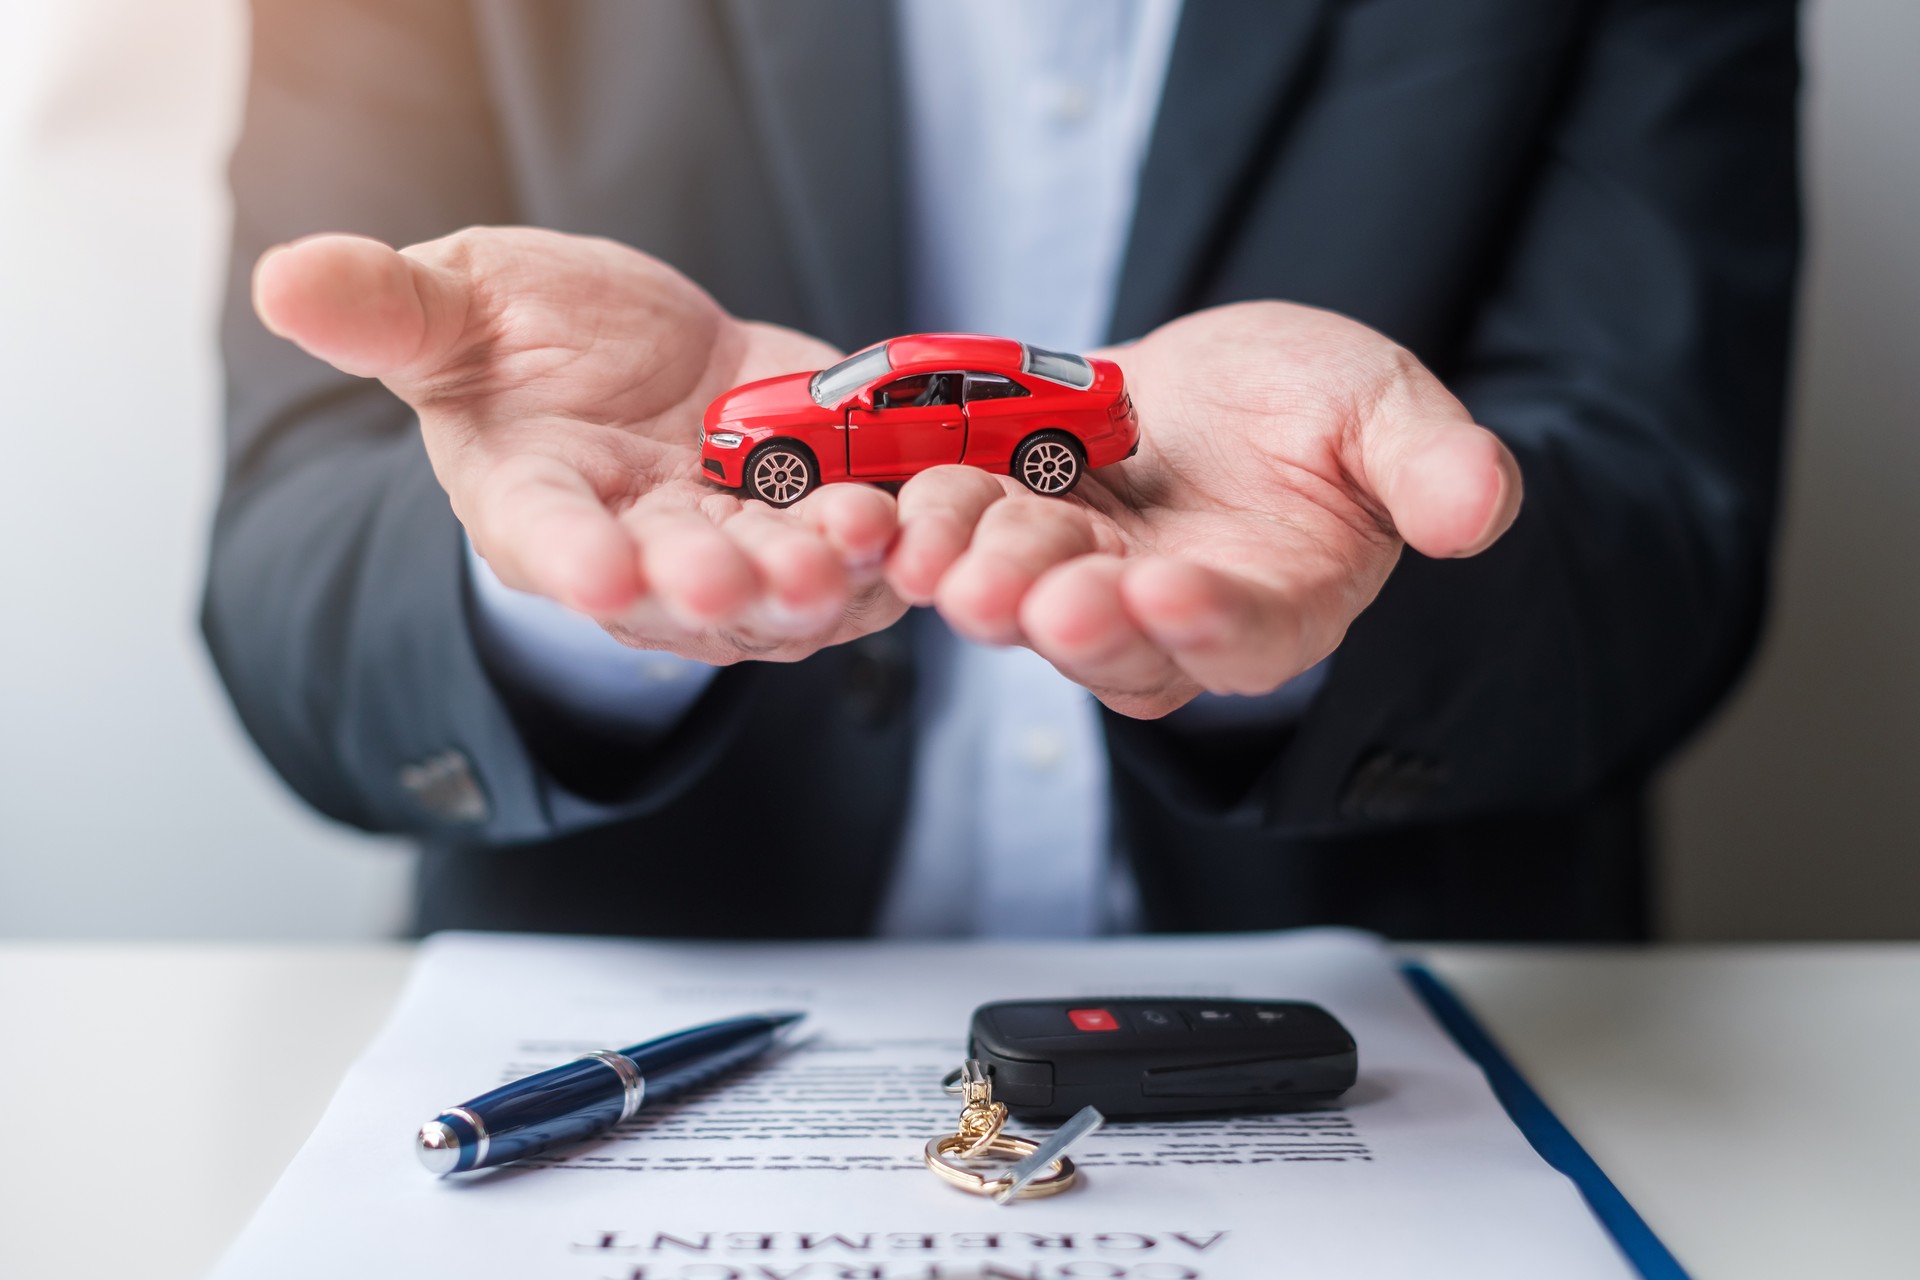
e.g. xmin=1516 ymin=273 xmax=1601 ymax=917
xmin=886 ymin=302 xmax=1522 ymax=717
xmin=252 ymin=227 xmax=905 ymax=664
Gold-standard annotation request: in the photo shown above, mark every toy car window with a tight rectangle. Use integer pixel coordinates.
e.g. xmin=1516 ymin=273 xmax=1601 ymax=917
xmin=965 ymin=373 xmax=1030 ymax=402
xmin=810 ymin=345 xmax=893 ymax=407
xmin=1021 ymin=344 xmax=1095 ymax=390
xmin=874 ymin=372 xmax=963 ymax=410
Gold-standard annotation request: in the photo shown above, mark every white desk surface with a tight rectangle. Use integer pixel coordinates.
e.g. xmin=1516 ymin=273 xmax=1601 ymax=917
xmin=1 ymin=942 xmax=1914 ymax=1279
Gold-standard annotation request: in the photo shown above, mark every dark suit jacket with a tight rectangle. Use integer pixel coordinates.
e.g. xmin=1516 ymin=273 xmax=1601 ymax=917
xmin=205 ymin=0 xmax=1801 ymax=941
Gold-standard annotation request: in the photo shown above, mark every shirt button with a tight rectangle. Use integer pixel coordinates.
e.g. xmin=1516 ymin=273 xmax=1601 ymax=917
xmin=1018 ymin=726 xmax=1067 ymax=771
xmin=639 ymin=657 xmax=690 ymax=682
xmin=1049 ymin=82 xmax=1091 ymax=123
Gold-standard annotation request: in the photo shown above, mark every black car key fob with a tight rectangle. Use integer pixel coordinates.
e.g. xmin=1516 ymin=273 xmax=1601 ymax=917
xmin=967 ymin=998 xmax=1358 ymax=1117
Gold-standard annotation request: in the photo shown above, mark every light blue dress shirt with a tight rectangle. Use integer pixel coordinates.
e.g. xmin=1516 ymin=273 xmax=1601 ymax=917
xmin=468 ymin=0 xmax=1325 ymax=938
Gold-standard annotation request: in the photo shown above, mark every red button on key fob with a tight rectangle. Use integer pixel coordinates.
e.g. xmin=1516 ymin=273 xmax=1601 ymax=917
xmin=1068 ymin=1008 xmax=1120 ymax=1032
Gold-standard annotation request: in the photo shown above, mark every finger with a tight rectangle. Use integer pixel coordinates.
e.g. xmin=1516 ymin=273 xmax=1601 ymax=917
xmin=935 ymin=496 xmax=1102 ymax=644
xmin=888 ymin=466 xmax=1009 ymax=605
xmin=1020 ymin=556 xmax=1195 ymax=715
xmin=251 ymin=233 xmax=467 ymax=385
xmin=1362 ymin=416 xmax=1522 ymax=559
xmin=788 ymin=481 xmax=898 ymax=576
xmin=722 ymin=508 xmax=849 ymax=634
xmin=627 ymin=507 xmax=759 ymax=626
xmin=466 ymin=456 xmax=642 ymax=614
xmin=1118 ymin=557 xmax=1327 ymax=696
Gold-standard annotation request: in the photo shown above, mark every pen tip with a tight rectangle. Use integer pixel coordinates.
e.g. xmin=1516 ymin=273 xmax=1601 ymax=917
xmin=769 ymin=1010 xmax=806 ymax=1028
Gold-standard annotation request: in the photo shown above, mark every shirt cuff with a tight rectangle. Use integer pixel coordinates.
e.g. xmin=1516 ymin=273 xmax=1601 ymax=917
xmin=462 ymin=538 xmax=719 ymax=737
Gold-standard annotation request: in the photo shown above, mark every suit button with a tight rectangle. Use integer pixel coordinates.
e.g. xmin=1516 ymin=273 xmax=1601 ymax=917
xmin=1338 ymin=750 xmax=1445 ymax=822
xmin=398 ymin=749 xmax=489 ymax=824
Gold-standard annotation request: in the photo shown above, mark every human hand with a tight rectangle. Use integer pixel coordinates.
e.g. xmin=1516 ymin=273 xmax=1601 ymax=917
xmin=252 ymin=227 xmax=904 ymax=665
xmin=884 ymin=302 xmax=1523 ymax=718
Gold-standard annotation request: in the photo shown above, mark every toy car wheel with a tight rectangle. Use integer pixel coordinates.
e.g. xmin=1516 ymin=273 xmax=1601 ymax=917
xmin=1012 ymin=431 xmax=1084 ymax=497
xmin=744 ymin=442 xmax=817 ymax=507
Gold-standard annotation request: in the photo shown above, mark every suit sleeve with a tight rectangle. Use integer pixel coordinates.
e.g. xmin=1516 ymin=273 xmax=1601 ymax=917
xmin=203 ymin=0 xmax=755 ymax=840
xmin=1105 ymin=0 xmax=1802 ymax=831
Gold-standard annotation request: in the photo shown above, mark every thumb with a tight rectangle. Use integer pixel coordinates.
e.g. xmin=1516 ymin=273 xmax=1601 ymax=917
xmin=252 ymin=233 xmax=468 ymax=385
xmin=1364 ymin=417 xmax=1523 ymax=559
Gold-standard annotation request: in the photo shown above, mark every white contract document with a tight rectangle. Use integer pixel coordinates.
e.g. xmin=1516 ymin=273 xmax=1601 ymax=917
xmin=213 ymin=929 xmax=1637 ymax=1279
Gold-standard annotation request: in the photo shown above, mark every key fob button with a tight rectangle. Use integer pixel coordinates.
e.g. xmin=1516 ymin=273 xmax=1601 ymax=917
xmin=1186 ymin=1007 xmax=1239 ymax=1029
xmin=1067 ymin=1008 xmax=1120 ymax=1032
xmin=1129 ymin=1007 xmax=1182 ymax=1032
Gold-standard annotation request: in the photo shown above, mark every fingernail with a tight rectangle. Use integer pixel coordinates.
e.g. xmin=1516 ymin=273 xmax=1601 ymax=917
xmin=1453 ymin=444 xmax=1521 ymax=558
xmin=763 ymin=597 xmax=841 ymax=633
xmin=762 ymin=598 xmax=807 ymax=629
xmin=252 ymin=245 xmax=292 ymax=336
xmin=660 ymin=599 xmax=724 ymax=631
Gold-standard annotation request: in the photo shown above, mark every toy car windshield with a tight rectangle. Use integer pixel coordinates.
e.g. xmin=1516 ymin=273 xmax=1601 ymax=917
xmin=809 ymin=345 xmax=892 ymax=408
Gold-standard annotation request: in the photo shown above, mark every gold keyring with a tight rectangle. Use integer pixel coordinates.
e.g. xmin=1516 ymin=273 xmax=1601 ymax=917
xmin=922 ymin=1133 xmax=1078 ymax=1199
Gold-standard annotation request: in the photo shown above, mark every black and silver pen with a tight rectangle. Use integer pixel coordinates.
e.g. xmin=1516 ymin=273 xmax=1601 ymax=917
xmin=415 ymin=1010 xmax=804 ymax=1175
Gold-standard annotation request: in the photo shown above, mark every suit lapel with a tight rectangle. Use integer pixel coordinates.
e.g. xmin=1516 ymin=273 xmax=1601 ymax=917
xmin=721 ymin=0 xmax=906 ymax=349
xmin=1108 ymin=0 xmax=1336 ymax=342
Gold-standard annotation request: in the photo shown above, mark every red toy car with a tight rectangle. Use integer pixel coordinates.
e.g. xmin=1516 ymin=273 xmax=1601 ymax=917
xmin=699 ymin=333 xmax=1139 ymax=506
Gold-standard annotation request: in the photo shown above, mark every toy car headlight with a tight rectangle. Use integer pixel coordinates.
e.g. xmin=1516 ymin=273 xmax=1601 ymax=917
xmin=706 ymin=430 xmax=745 ymax=449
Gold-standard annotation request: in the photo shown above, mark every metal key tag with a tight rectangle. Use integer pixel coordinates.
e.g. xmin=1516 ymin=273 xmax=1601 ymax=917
xmin=923 ymin=1060 xmax=1103 ymax=1203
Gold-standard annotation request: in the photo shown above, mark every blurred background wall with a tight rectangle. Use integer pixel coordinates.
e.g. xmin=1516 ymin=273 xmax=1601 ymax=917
xmin=0 ymin=0 xmax=410 ymax=938
xmin=1661 ymin=0 xmax=1920 ymax=940
xmin=0 ymin=1 xmax=1913 ymax=940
